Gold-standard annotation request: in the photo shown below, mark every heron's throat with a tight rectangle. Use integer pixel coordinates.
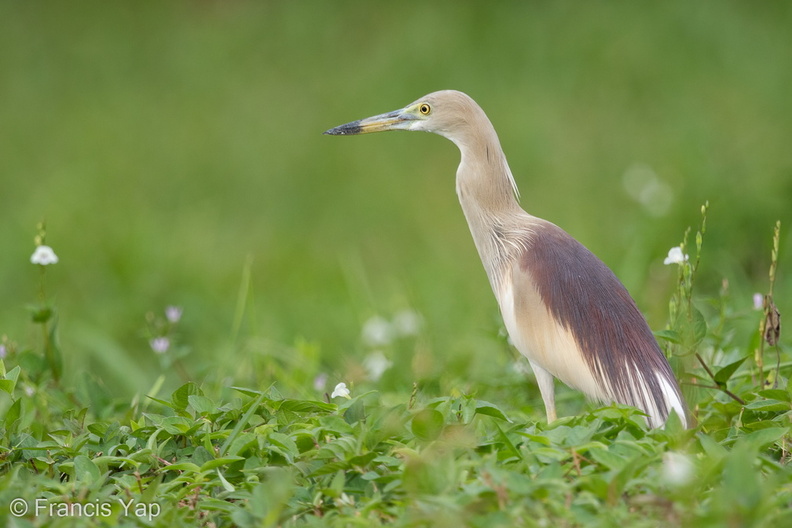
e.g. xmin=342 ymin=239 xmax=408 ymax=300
xmin=454 ymin=135 xmax=525 ymax=294
xmin=455 ymin=138 xmax=521 ymax=217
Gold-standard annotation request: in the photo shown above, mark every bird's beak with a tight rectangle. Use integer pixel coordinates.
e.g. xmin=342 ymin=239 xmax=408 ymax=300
xmin=323 ymin=107 xmax=417 ymax=136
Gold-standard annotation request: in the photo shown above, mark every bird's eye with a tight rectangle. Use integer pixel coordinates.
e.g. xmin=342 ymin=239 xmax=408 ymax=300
xmin=419 ymin=103 xmax=431 ymax=115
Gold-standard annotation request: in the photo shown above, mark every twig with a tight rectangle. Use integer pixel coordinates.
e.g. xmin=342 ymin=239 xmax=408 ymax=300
xmin=756 ymin=221 xmax=782 ymax=387
xmin=695 ymin=353 xmax=746 ymax=405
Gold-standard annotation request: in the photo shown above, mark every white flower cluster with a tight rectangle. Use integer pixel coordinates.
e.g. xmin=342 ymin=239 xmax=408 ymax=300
xmin=361 ymin=309 xmax=423 ymax=347
xmin=322 ymin=309 xmax=424 ymax=400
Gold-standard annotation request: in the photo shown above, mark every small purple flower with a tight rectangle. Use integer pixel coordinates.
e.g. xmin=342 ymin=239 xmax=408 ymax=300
xmin=313 ymin=373 xmax=328 ymax=391
xmin=165 ymin=306 xmax=183 ymax=323
xmin=753 ymin=293 xmax=764 ymax=311
xmin=0 ymin=345 xmax=6 ymax=359
xmin=150 ymin=337 xmax=170 ymax=354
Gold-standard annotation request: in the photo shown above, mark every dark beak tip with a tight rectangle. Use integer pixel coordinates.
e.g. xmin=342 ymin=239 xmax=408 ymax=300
xmin=323 ymin=121 xmax=362 ymax=136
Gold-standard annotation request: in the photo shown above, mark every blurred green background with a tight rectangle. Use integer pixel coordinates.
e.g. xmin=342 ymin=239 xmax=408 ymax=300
xmin=1 ymin=1 xmax=790 ymax=405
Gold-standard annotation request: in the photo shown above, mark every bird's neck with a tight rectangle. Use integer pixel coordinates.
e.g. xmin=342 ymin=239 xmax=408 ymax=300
xmin=453 ymin=127 xmax=525 ymax=291
xmin=456 ymin=143 xmax=520 ymax=214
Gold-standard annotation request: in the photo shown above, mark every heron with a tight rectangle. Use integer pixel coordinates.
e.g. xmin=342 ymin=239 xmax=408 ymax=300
xmin=324 ymin=90 xmax=687 ymax=428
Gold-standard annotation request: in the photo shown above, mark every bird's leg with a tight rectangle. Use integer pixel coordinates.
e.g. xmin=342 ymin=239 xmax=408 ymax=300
xmin=529 ymin=361 xmax=557 ymax=422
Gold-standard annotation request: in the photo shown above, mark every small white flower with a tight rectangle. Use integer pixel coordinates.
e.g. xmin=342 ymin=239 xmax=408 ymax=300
xmin=362 ymin=316 xmax=393 ymax=346
xmin=30 ymin=245 xmax=59 ymax=265
xmin=313 ymin=372 xmax=328 ymax=391
xmin=24 ymin=385 xmax=35 ymax=397
xmin=753 ymin=293 xmax=764 ymax=311
xmin=0 ymin=344 xmax=6 ymax=359
xmin=363 ymin=351 xmax=393 ymax=381
xmin=331 ymin=382 xmax=351 ymax=399
xmin=663 ymin=246 xmax=689 ymax=266
xmin=149 ymin=337 xmax=170 ymax=354
xmin=393 ymin=309 xmax=423 ymax=337
xmin=661 ymin=451 xmax=694 ymax=487
xmin=165 ymin=306 xmax=183 ymax=323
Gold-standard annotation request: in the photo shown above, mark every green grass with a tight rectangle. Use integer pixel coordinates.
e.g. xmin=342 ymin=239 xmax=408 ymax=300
xmin=1 ymin=2 xmax=791 ymax=526
xmin=2 ymin=242 xmax=792 ymax=527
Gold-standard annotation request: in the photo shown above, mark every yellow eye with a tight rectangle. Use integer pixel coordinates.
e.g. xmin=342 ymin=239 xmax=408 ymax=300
xmin=419 ymin=103 xmax=431 ymax=115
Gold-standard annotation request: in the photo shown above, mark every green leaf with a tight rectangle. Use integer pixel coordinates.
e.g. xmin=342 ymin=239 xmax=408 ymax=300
xmin=220 ymin=392 xmax=265 ymax=457
xmin=572 ymin=441 xmax=609 ymax=454
xmin=589 ymin=447 xmax=627 ymax=470
xmin=216 ymin=469 xmax=235 ymax=492
xmin=172 ymin=382 xmax=204 ymax=410
xmin=146 ymin=396 xmax=176 ymax=409
xmin=87 ymin=422 xmax=109 ymax=437
xmin=664 ymin=408 xmax=686 ymax=436
xmin=188 ymin=394 xmax=216 ymax=415
xmin=343 ymin=397 xmax=366 ymax=424
xmin=745 ymin=399 xmax=789 ymax=413
xmin=517 ymin=432 xmax=552 ymax=446
xmin=268 ymin=432 xmax=299 ymax=458
xmin=654 ymin=329 xmax=682 ymax=344
xmin=742 ymin=427 xmax=788 ymax=448
xmin=493 ymin=422 xmax=522 ymax=460
xmin=162 ymin=462 xmax=201 ymax=473
xmin=200 ymin=457 xmax=246 ymax=471
xmin=697 ymin=432 xmax=728 ymax=461
xmin=722 ymin=440 xmax=762 ymax=511
xmin=73 ymin=455 xmax=101 ymax=484
xmin=474 ymin=400 xmax=512 ymax=422
xmin=713 ymin=357 xmax=747 ymax=385
xmin=323 ymin=470 xmax=345 ymax=498
xmin=230 ymin=386 xmax=264 ymax=397
xmin=348 ymin=451 xmax=377 ymax=469
xmin=310 ymin=460 xmax=350 ymax=477
xmin=318 ymin=414 xmax=354 ymax=435
xmin=92 ymin=455 xmax=141 ymax=469
xmin=278 ymin=399 xmax=335 ymax=413
xmin=411 ymin=409 xmax=444 ymax=442
xmin=4 ymin=398 xmax=22 ymax=433
xmin=757 ymin=389 xmax=790 ymax=402
xmin=160 ymin=416 xmax=197 ymax=435
xmin=197 ymin=498 xmax=237 ymax=514
xmin=691 ymin=306 xmax=708 ymax=344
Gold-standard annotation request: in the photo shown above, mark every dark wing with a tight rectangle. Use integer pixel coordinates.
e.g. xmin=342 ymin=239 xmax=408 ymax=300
xmin=519 ymin=221 xmax=686 ymax=427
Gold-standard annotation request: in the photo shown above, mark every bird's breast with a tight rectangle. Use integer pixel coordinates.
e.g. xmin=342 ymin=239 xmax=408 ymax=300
xmin=497 ymin=270 xmax=608 ymax=399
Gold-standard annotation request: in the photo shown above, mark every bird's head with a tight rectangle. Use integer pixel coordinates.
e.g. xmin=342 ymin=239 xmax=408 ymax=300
xmin=323 ymin=90 xmax=480 ymax=143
